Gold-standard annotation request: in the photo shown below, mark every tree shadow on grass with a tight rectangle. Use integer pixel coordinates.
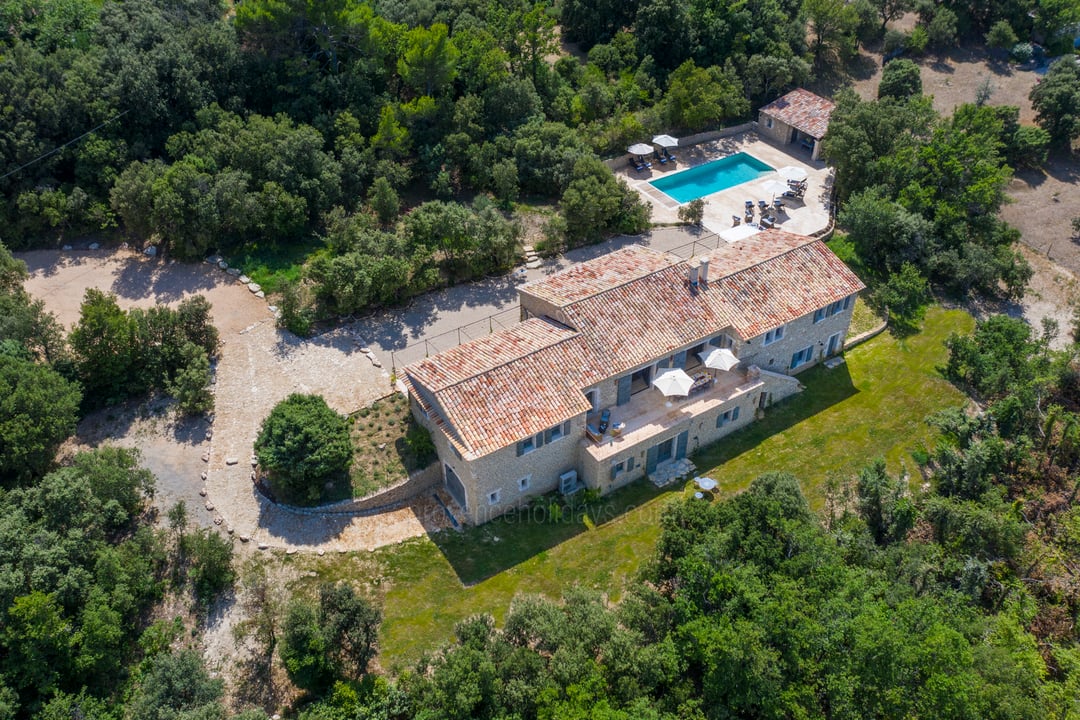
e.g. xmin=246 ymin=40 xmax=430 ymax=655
xmin=692 ymin=363 xmax=859 ymax=473
xmin=430 ymin=480 xmax=669 ymax=586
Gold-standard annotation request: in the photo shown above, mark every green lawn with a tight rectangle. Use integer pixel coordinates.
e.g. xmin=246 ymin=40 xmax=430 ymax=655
xmin=308 ymin=307 xmax=974 ymax=670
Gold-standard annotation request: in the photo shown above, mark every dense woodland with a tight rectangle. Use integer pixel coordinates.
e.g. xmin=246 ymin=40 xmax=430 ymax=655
xmin=6 ymin=0 xmax=1080 ymax=717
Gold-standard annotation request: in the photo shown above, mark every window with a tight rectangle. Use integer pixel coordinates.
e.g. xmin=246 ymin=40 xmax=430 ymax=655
xmin=842 ymin=294 xmax=853 ymax=311
xmin=765 ymin=117 xmax=774 ymax=129
xmin=717 ymin=406 xmax=741 ymax=428
xmin=611 ymin=460 xmax=625 ymax=481
xmin=814 ymin=299 xmax=849 ymax=323
xmin=517 ymin=435 xmax=536 ymax=456
xmin=518 ymin=476 xmax=531 ymax=491
xmin=584 ymin=389 xmax=600 ymax=412
xmin=790 ymin=345 xmax=814 ymax=369
xmin=488 ymin=490 xmax=500 ymax=505
xmin=764 ymin=325 xmax=785 ymax=345
xmin=544 ymin=420 xmax=572 ymax=445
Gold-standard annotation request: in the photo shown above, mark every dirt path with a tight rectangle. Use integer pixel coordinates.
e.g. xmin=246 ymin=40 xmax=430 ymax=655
xmin=21 ymin=248 xmax=452 ymax=551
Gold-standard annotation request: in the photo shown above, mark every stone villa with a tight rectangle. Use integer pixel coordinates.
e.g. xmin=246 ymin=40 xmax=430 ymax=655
xmin=757 ymin=88 xmax=836 ymax=161
xmin=403 ymin=229 xmax=864 ymax=524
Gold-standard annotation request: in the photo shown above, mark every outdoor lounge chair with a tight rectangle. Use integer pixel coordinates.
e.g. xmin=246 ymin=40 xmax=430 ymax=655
xmin=757 ymin=199 xmax=769 ymax=212
xmin=598 ymin=408 xmax=611 ymax=434
xmin=732 ymin=215 xmax=741 ymax=226
xmin=744 ymin=200 xmax=754 ymax=211
xmin=585 ymin=424 xmax=602 ymax=442
xmin=653 ymin=149 xmax=668 ymax=165
xmin=664 ymin=148 xmax=676 ymax=162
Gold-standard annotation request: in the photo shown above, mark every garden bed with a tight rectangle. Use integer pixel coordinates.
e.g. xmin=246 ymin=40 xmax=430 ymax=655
xmin=349 ymin=394 xmax=436 ymax=499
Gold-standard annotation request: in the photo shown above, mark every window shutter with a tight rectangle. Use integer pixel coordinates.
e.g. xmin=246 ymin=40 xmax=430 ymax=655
xmin=535 ymin=432 xmax=544 ymax=448
xmin=646 ymin=445 xmax=660 ymax=473
xmin=733 ymin=406 xmax=740 ymax=421
xmin=716 ymin=414 xmax=724 ymax=429
xmin=563 ymin=420 xmax=571 ymax=436
xmin=627 ymin=457 xmax=635 ymax=471
xmin=610 ymin=464 xmax=618 ymax=481
xmin=673 ymin=350 xmax=687 ymax=369
xmin=516 ymin=441 xmax=524 ymax=456
xmin=544 ymin=428 xmax=553 ymax=444
xmin=675 ymin=431 xmax=689 ymax=460
xmin=617 ymin=375 xmax=632 ymax=405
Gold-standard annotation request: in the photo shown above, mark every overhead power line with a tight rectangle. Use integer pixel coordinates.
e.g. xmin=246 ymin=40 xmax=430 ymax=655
xmin=0 ymin=109 xmax=131 ymax=181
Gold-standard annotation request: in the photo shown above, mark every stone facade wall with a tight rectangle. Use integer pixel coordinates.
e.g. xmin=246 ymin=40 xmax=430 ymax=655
xmin=737 ymin=301 xmax=856 ymax=375
xmin=464 ymin=416 xmax=585 ymax=524
xmin=756 ymin=113 xmax=794 ymax=145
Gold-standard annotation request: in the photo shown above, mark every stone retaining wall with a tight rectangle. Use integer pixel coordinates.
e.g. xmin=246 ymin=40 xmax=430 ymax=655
xmin=604 ymin=122 xmax=755 ymax=170
xmin=270 ymin=462 xmax=441 ymax=517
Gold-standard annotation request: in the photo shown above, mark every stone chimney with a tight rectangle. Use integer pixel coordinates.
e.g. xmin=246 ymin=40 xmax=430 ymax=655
xmin=699 ymin=258 xmax=709 ymax=286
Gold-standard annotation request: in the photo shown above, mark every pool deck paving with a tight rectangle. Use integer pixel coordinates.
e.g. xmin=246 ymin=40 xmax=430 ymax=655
xmin=615 ymin=131 xmax=833 ymax=238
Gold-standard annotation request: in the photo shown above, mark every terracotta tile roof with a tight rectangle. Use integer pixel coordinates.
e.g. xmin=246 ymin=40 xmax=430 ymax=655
xmin=759 ymin=89 xmax=836 ymax=139
xmin=559 ymin=264 xmax=734 ymax=371
xmin=699 ymin=230 xmax=866 ymax=338
xmin=404 ymin=231 xmax=863 ymax=459
xmin=406 ymin=317 xmax=578 ymax=392
xmin=520 ymin=245 xmax=680 ymax=307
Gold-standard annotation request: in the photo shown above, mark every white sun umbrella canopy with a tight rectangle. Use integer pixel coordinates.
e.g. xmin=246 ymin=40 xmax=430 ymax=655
xmin=698 ymin=347 xmax=740 ymax=371
xmin=628 ymin=142 xmax=655 ymax=155
xmin=652 ymin=134 xmax=679 ymax=148
xmin=760 ymin=179 xmax=790 ymax=198
xmin=777 ymin=165 xmax=808 ymax=182
xmin=652 ymin=368 xmax=694 ymax=397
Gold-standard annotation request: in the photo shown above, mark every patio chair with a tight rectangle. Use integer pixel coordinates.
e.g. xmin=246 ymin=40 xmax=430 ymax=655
xmin=597 ymin=408 xmax=611 ymax=434
xmin=732 ymin=215 xmax=741 ymax=226
xmin=744 ymin=200 xmax=754 ymax=211
xmin=757 ymin=199 xmax=768 ymax=211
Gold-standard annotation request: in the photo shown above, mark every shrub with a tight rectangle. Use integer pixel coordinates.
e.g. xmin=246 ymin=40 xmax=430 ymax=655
xmin=677 ymin=198 xmax=705 ymax=226
xmin=255 ymin=394 xmax=352 ymax=505
xmin=1010 ymin=43 xmax=1034 ymax=63
xmin=878 ymin=59 xmax=922 ymax=100
xmin=985 ymin=20 xmax=1018 ymax=51
xmin=883 ymin=29 xmax=906 ymax=55
xmin=905 ymin=26 xmax=928 ymax=54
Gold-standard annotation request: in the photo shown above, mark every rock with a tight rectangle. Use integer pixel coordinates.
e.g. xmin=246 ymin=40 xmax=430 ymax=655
xmin=199 ymin=488 xmax=207 ymax=497
xmin=239 ymin=535 xmax=250 ymax=543
xmin=208 ymin=255 xmax=222 ymax=264
xmin=286 ymin=548 xmax=297 ymax=555
xmin=62 ymin=245 xmax=72 ymax=251
xmin=205 ymin=502 xmax=215 ymax=511
xmin=267 ymin=305 xmax=278 ymax=313
xmin=143 ymin=245 xmax=157 ymax=257
xmin=202 ymin=453 xmax=210 ymax=462
xmin=200 ymin=471 xmax=207 ymax=480
xmin=88 ymin=242 xmax=100 ymax=250
xmin=378 ymin=443 xmax=386 ymax=450
xmin=238 ymin=275 xmax=251 ymax=284
xmin=526 ymin=259 xmax=542 ymax=269
xmin=255 ymin=290 xmax=265 ymax=299
xmin=360 ymin=347 xmax=371 ymax=354
xmin=205 ymin=430 xmax=212 ymax=440
xmin=227 ymin=527 xmax=234 ymax=535
xmin=227 ymin=267 xmax=241 ymax=276
xmin=250 ymin=471 xmax=257 ymax=481
xmin=251 ymin=457 xmax=258 ymax=467
xmin=218 ymin=260 xmax=228 ymax=270
xmin=258 ymin=543 xmax=269 ymax=550
xmin=247 ymin=282 xmax=261 ymax=293
xmin=213 ymin=516 xmax=223 ymax=525
xmin=225 ymin=457 xmax=238 ymax=465
xmin=522 ymin=244 xmax=534 ymax=253
xmin=372 ymin=360 xmax=382 ymax=368
xmin=317 ymin=549 xmax=325 ymax=556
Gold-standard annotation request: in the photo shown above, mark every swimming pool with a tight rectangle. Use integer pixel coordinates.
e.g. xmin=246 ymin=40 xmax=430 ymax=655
xmin=649 ymin=153 xmax=774 ymax=204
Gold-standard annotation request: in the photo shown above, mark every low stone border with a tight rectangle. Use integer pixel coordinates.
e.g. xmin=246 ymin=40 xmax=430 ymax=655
xmin=845 ymin=311 xmax=889 ymax=348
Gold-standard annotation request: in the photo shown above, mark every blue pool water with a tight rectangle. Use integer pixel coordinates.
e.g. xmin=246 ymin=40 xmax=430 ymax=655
xmin=649 ymin=153 xmax=774 ymax=203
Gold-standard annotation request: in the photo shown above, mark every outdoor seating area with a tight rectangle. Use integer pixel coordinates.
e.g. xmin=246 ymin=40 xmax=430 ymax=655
xmin=627 ymin=135 xmax=679 ymax=173
xmin=650 ymin=457 xmax=696 ymax=487
xmin=617 ymin=132 xmax=832 ymax=237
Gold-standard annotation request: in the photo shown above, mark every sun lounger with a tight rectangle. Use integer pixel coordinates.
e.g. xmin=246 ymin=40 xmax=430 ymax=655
xmin=664 ymin=148 xmax=676 ymax=162
xmin=598 ymin=408 xmax=610 ymax=434
xmin=653 ymin=150 xmax=668 ymax=165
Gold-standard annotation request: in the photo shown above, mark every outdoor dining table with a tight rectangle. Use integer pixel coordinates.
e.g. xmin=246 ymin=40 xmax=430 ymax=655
xmin=695 ymin=477 xmax=718 ymax=491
